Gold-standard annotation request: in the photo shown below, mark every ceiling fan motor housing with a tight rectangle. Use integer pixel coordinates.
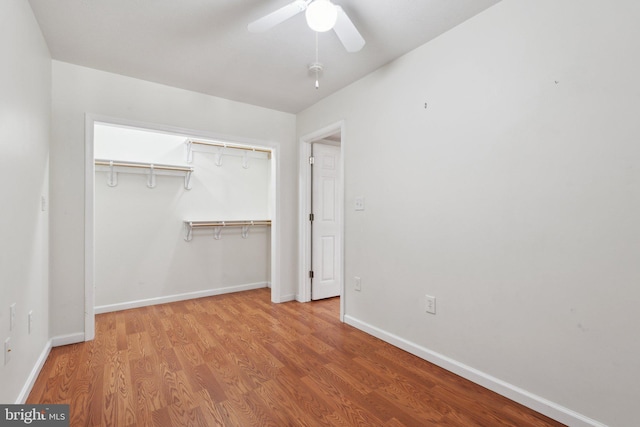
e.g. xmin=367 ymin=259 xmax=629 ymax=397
xmin=308 ymin=62 xmax=324 ymax=76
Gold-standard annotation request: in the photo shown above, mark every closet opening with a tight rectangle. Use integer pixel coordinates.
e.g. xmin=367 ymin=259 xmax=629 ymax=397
xmin=84 ymin=116 xmax=279 ymax=340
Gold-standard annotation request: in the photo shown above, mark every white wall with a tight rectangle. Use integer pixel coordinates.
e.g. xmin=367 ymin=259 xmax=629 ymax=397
xmin=93 ymin=125 xmax=271 ymax=309
xmin=51 ymin=61 xmax=297 ymax=338
xmin=0 ymin=0 xmax=51 ymax=403
xmin=297 ymin=1 xmax=640 ymax=426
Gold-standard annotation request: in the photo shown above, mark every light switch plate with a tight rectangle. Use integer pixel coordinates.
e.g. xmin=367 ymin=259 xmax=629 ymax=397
xmin=425 ymin=295 xmax=436 ymax=314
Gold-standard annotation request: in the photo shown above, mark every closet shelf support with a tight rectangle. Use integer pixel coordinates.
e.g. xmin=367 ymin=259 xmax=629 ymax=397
xmin=184 ymin=222 xmax=193 ymax=242
xmin=214 ymin=226 xmax=223 ymax=240
xmin=107 ymin=161 xmax=117 ymax=187
xmin=147 ymin=165 xmax=156 ymax=188
xmin=184 ymin=170 xmax=193 ymax=190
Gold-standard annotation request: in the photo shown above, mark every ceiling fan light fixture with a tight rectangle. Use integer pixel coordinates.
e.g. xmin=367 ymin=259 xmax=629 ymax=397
xmin=305 ymin=0 xmax=338 ymax=32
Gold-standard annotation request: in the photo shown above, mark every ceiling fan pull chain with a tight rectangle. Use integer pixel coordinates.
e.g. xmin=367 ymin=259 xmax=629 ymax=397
xmin=315 ymin=32 xmax=319 ymax=89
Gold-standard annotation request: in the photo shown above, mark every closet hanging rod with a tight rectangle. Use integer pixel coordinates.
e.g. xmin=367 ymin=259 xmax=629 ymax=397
xmin=186 ymin=140 xmax=272 ymax=155
xmin=95 ymin=159 xmax=194 ymax=172
xmin=186 ymin=220 xmax=271 ymax=228
xmin=183 ymin=220 xmax=271 ymax=241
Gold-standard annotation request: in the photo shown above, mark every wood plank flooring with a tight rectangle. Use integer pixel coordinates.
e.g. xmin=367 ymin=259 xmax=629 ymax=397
xmin=28 ymin=288 xmax=565 ymax=426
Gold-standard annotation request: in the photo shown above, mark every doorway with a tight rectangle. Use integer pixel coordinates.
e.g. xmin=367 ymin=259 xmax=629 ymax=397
xmin=299 ymin=121 xmax=345 ymax=319
xmin=311 ymin=141 xmax=342 ymax=300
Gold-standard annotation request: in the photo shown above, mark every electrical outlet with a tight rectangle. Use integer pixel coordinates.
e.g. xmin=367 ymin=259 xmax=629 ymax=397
xmin=4 ymin=337 xmax=11 ymax=366
xmin=28 ymin=311 xmax=33 ymax=334
xmin=10 ymin=303 xmax=16 ymax=331
xmin=425 ymin=295 xmax=436 ymax=314
xmin=354 ymin=276 xmax=362 ymax=291
xmin=354 ymin=196 xmax=365 ymax=211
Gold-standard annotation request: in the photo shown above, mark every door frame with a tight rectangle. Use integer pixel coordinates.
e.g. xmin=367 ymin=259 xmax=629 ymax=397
xmin=84 ymin=114 xmax=281 ymax=341
xmin=298 ymin=120 xmax=345 ymax=321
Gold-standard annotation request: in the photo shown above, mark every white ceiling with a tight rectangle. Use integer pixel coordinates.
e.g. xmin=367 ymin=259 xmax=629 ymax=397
xmin=28 ymin=0 xmax=500 ymax=113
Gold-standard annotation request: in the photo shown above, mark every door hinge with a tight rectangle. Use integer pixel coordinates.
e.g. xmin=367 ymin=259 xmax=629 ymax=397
xmin=309 ymin=270 xmax=314 ymax=279
xmin=309 ymin=156 xmax=315 ymax=165
xmin=309 ymin=213 xmax=314 ymax=222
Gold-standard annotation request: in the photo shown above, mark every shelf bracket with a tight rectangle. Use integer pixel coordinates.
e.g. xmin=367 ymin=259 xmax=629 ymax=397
xmin=184 ymin=222 xmax=193 ymax=242
xmin=213 ymin=224 xmax=223 ymax=240
xmin=147 ymin=164 xmax=156 ymax=188
xmin=241 ymin=222 xmax=252 ymax=239
xmin=107 ymin=161 xmax=118 ymax=187
xmin=215 ymin=146 xmax=225 ymax=167
xmin=242 ymin=150 xmax=249 ymax=169
xmin=185 ymin=140 xmax=194 ymax=163
xmin=184 ymin=169 xmax=193 ymax=190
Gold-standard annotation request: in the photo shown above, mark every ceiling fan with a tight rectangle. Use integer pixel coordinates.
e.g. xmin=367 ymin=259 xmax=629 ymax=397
xmin=248 ymin=0 xmax=366 ymax=53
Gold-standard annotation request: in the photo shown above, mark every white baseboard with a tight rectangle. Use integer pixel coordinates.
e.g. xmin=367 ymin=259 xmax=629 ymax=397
xmin=94 ymin=282 xmax=269 ymax=314
xmin=279 ymin=293 xmax=297 ymax=302
xmin=19 ymin=334 xmax=84 ymax=403
xmin=15 ymin=340 xmax=53 ymax=404
xmin=344 ymin=315 xmax=607 ymax=427
xmin=51 ymin=332 xmax=85 ymax=347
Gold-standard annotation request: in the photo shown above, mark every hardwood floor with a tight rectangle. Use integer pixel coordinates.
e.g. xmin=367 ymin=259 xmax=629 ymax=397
xmin=28 ymin=288 xmax=565 ymax=426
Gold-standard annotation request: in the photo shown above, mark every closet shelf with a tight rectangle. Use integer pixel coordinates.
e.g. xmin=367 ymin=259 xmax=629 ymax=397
xmin=184 ymin=220 xmax=271 ymax=241
xmin=185 ymin=139 xmax=271 ymax=167
xmin=95 ymin=159 xmax=194 ymax=189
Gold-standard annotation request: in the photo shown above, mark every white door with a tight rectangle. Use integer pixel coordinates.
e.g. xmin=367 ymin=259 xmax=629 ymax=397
xmin=311 ymin=143 xmax=342 ymax=300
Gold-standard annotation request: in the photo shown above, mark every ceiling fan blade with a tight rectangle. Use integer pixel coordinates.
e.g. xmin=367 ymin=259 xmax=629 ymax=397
xmin=333 ymin=6 xmax=365 ymax=52
xmin=248 ymin=0 xmax=308 ymax=33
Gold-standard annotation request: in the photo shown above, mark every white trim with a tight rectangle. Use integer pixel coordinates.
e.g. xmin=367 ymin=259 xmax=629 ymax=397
xmin=296 ymin=141 xmax=311 ymax=302
xmin=51 ymin=333 xmax=85 ymax=347
xmin=268 ymin=143 xmax=281 ymax=303
xmin=85 ymin=114 xmax=282 ymax=340
xmin=298 ymin=140 xmax=312 ymax=303
xmin=298 ymin=120 xmax=346 ymax=322
xmin=15 ymin=340 xmax=52 ymax=404
xmin=279 ymin=293 xmax=297 ymax=303
xmin=94 ymin=282 xmax=269 ymax=314
xmin=344 ymin=315 xmax=608 ymax=427
xmin=84 ymin=115 xmax=95 ymax=341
